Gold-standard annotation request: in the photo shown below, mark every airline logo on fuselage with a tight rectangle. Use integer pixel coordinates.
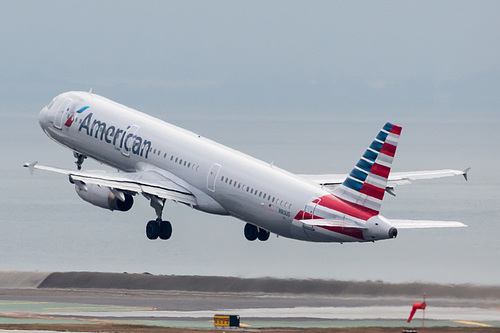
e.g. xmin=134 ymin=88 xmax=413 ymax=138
xmin=64 ymin=106 xmax=89 ymax=127
xmin=77 ymin=110 xmax=151 ymax=159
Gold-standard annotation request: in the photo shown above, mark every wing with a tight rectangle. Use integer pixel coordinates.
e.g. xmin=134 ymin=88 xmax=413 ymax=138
xmin=24 ymin=161 xmax=197 ymax=206
xmin=388 ymin=219 xmax=467 ymax=228
xmin=299 ymin=168 xmax=469 ymax=192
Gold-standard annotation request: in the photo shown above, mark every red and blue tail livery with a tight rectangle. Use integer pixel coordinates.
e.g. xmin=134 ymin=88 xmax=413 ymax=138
xmin=333 ymin=122 xmax=401 ymax=214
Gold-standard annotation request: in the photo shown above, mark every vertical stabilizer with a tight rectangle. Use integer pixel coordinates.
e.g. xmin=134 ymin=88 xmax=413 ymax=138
xmin=332 ymin=122 xmax=402 ymax=214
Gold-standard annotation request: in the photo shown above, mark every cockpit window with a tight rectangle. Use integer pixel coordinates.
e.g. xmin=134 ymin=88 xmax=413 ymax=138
xmin=47 ymin=98 xmax=56 ymax=109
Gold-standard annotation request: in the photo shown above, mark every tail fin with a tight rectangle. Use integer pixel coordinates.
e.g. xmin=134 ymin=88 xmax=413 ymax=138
xmin=332 ymin=122 xmax=402 ymax=214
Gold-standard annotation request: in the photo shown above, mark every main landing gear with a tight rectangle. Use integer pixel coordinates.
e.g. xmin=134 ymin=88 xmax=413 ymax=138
xmin=244 ymin=223 xmax=270 ymax=241
xmin=145 ymin=194 xmax=172 ymax=240
xmin=146 ymin=219 xmax=172 ymax=240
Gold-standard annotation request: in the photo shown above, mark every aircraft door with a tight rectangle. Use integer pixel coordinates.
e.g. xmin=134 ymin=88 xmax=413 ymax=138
xmin=53 ymin=98 xmax=73 ymax=129
xmin=207 ymin=163 xmax=222 ymax=192
xmin=301 ymin=197 xmax=321 ymax=239
xmin=302 ymin=197 xmax=321 ymax=220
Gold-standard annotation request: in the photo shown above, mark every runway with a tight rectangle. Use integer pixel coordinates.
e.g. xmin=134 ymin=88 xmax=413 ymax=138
xmin=1 ymin=290 xmax=499 ymax=329
xmin=0 ymin=272 xmax=499 ymax=330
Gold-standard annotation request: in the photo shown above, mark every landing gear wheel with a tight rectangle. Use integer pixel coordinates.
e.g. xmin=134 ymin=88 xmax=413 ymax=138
xmin=257 ymin=228 xmax=270 ymax=241
xmin=73 ymin=152 xmax=87 ymax=170
xmin=146 ymin=220 xmax=159 ymax=240
xmin=159 ymin=220 xmax=172 ymax=240
xmin=244 ymin=223 xmax=258 ymax=241
xmin=145 ymin=195 xmax=171 ymax=241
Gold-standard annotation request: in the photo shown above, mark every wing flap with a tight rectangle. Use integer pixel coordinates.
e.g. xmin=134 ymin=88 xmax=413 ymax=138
xmin=389 ymin=219 xmax=467 ymax=229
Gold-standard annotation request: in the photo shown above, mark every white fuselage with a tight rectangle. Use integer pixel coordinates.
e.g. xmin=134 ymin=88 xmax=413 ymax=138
xmin=38 ymin=91 xmax=391 ymax=242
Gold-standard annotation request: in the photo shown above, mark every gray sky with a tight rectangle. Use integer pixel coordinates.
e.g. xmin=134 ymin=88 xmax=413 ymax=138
xmin=1 ymin=1 xmax=499 ymax=115
xmin=1 ymin=1 xmax=499 ymax=285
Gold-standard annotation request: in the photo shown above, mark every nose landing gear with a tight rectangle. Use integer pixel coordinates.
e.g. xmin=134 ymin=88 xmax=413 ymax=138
xmin=74 ymin=152 xmax=86 ymax=170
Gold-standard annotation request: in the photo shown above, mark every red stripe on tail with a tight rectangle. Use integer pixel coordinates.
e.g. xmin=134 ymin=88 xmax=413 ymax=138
xmin=360 ymin=183 xmax=385 ymax=200
xmin=380 ymin=142 xmax=396 ymax=157
xmin=390 ymin=125 xmax=402 ymax=135
xmin=370 ymin=163 xmax=390 ymax=179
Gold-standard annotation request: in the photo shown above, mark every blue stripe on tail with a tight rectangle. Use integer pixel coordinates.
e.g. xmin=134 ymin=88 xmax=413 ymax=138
xmin=369 ymin=140 xmax=383 ymax=152
xmin=343 ymin=177 xmax=363 ymax=192
xmin=349 ymin=168 xmax=368 ymax=182
xmin=362 ymin=149 xmax=378 ymax=162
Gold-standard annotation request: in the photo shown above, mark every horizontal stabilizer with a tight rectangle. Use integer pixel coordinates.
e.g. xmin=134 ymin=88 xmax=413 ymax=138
xmin=388 ymin=219 xmax=467 ymax=229
xmin=299 ymin=168 xmax=469 ymax=188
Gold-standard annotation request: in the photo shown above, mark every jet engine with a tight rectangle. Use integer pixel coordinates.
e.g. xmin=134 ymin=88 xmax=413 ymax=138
xmin=74 ymin=182 xmax=133 ymax=211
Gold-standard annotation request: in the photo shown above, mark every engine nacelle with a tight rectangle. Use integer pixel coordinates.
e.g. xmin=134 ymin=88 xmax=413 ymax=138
xmin=75 ymin=183 xmax=133 ymax=211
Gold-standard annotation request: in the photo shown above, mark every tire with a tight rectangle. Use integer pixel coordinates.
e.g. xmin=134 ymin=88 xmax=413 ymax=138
xmin=244 ymin=223 xmax=258 ymax=241
xmin=146 ymin=220 xmax=159 ymax=240
xmin=257 ymin=228 xmax=270 ymax=241
xmin=159 ymin=220 xmax=172 ymax=240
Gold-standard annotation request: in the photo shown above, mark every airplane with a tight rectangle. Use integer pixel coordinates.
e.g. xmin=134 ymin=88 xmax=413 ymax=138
xmin=24 ymin=91 xmax=468 ymax=243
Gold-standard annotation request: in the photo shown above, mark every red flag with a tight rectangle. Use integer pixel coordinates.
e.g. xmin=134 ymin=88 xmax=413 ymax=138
xmin=407 ymin=302 xmax=426 ymax=322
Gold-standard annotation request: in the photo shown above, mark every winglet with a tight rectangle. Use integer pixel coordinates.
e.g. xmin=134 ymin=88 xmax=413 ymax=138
xmin=462 ymin=167 xmax=471 ymax=181
xmin=23 ymin=161 xmax=38 ymax=175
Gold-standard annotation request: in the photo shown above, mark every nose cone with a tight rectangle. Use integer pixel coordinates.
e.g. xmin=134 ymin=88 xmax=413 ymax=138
xmin=38 ymin=105 xmax=49 ymax=129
